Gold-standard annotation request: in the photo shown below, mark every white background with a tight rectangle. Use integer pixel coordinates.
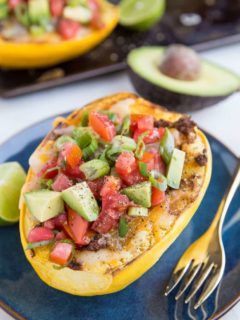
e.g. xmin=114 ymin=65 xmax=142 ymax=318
xmin=0 ymin=43 xmax=239 ymax=319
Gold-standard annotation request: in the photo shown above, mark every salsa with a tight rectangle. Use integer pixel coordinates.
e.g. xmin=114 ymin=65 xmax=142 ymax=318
xmin=0 ymin=0 xmax=104 ymax=42
xmin=24 ymin=107 xmax=187 ymax=267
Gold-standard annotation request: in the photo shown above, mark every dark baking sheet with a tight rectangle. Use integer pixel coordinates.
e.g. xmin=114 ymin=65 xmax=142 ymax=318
xmin=1 ymin=0 xmax=240 ymax=98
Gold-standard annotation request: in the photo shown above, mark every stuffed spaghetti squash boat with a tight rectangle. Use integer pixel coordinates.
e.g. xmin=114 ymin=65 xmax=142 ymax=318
xmin=20 ymin=93 xmax=212 ymax=295
xmin=0 ymin=0 xmax=118 ymax=68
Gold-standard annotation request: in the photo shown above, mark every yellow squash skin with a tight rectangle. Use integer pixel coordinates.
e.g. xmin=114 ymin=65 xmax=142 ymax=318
xmin=20 ymin=93 xmax=212 ymax=296
xmin=0 ymin=1 xmax=118 ymax=69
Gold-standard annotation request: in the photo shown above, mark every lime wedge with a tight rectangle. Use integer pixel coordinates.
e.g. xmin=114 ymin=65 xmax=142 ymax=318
xmin=120 ymin=0 xmax=165 ymax=31
xmin=0 ymin=162 xmax=26 ymax=226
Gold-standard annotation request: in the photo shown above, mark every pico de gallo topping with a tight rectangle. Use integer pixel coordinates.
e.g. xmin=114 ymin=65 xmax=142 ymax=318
xmin=24 ymin=107 xmax=188 ymax=268
xmin=0 ymin=0 xmax=104 ymax=42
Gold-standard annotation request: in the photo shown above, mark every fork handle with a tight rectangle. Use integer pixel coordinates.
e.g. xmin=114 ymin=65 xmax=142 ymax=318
xmin=210 ymin=160 xmax=240 ymax=233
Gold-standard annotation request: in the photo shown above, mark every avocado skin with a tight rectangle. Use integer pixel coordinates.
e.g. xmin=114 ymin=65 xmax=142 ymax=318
xmin=128 ymin=68 xmax=231 ymax=112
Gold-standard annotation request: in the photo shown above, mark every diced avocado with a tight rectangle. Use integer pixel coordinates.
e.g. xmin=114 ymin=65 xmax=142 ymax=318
xmin=24 ymin=190 xmax=64 ymax=222
xmin=28 ymin=0 xmax=50 ymax=25
xmin=63 ymin=5 xmax=92 ymax=24
xmin=62 ymin=182 xmax=99 ymax=222
xmin=167 ymin=148 xmax=185 ymax=189
xmin=128 ymin=207 xmax=148 ymax=217
xmin=80 ymin=160 xmax=110 ymax=181
xmin=122 ymin=182 xmax=151 ymax=208
xmin=0 ymin=3 xmax=8 ymax=20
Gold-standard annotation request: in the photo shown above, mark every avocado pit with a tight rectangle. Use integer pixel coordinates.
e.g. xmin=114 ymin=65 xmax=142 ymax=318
xmin=159 ymin=45 xmax=201 ymax=81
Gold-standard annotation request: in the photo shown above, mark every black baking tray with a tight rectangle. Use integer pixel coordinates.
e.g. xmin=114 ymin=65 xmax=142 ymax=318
xmin=1 ymin=0 xmax=240 ymax=98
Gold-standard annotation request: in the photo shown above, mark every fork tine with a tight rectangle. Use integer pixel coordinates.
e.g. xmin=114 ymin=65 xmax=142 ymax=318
xmin=184 ymin=263 xmax=215 ymax=304
xmin=194 ymin=266 xmax=222 ymax=309
xmin=164 ymin=260 xmax=193 ymax=296
xmin=175 ymin=263 xmax=202 ymax=300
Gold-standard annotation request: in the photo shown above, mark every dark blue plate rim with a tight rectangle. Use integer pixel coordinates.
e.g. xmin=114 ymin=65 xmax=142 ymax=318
xmin=0 ymin=113 xmax=239 ymax=320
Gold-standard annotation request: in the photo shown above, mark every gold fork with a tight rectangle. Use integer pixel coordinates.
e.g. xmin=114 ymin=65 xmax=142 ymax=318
xmin=164 ymin=161 xmax=240 ymax=309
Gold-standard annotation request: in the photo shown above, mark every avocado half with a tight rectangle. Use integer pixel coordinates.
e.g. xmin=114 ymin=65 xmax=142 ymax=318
xmin=127 ymin=46 xmax=240 ymax=112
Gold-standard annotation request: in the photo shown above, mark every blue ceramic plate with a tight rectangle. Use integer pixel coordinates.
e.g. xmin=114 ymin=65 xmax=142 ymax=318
xmin=0 ymin=115 xmax=239 ymax=320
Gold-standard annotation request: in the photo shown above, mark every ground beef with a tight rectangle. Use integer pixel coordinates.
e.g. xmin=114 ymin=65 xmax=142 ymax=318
xmin=30 ymin=249 xmax=35 ymax=258
xmin=86 ymin=234 xmax=108 ymax=251
xmin=181 ymin=177 xmax=195 ymax=191
xmin=154 ymin=119 xmax=171 ymax=128
xmin=68 ymin=260 xmax=82 ymax=270
xmin=181 ymin=174 xmax=199 ymax=191
xmin=195 ymin=153 xmax=208 ymax=166
xmin=172 ymin=117 xmax=196 ymax=135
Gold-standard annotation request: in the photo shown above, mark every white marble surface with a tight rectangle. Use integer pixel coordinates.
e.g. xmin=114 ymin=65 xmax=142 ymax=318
xmin=0 ymin=43 xmax=239 ymax=319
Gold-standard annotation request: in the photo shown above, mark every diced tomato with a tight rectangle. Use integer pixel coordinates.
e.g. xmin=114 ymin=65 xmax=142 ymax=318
xmin=151 ymin=188 xmax=165 ymax=207
xmin=67 ymin=209 xmax=89 ymax=245
xmin=62 ymin=160 xmax=85 ymax=179
xmin=140 ymin=152 xmax=155 ymax=172
xmin=58 ymin=142 xmax=82 ymax=169
xmin=158 ymin=127 xmax=165 ymax=139
xmin=91 ymin=11 xmax=104 ymax=29
xmin=58 ymin=19 xmax=80 ymax=40
xmin=63 ymin=222 xmax=75 ymax=239
xmin=134 ymin=128 xmax=161 ymax=144
xmin=75 ymin=230 xmax=94 ymax=247
xmin=131 ymin=114 xmax=154 ymax=132
xmin=115 ymin=152 xmax=137 ymax=177
xmin=65 ymin=144 xmax=82 ymax=168
xmin=43 ymin=213 xmax=67 ymax=230
xmin=55 ymin=230 xmax=68 ymax=241
xmin=53 ymin=213 xmax=67 ymax=229
xmin=115 ymin=152 xmax=144 ymax=186
xmin=43 ymin=219 xmax=55 ymax=230
xmin=58 ymin=143 xmax=84 ymax=178
xmin=148 ymin=149 xmax=166 ymax=174
xmin=133 ymin=129 xmax=145 ymax=142
xmin=8 ymin=0 xmax=21 ymax=9
xmin=89 ymin=112 xmax=116 ymax=142
xmin=88 ymin=0 xmax=104 ymax=29
xmin=137 ymin=116 xmax=154 ymax=132
xmin=52 ymin=173 xmax=73 ymax=192
xmin=100 ymin=176 xmax=121 ymax=197
xmin=92 ymin=192 xmax=131 ymax=233
xmin=130 ymin=114 xmax=144 ymax=131
xmin=102 ymin=192 xmax=131 ymax=214
xmin=50 ymin=0 xmax=64 ymax=17
xmin=50 ymin=242 xmax=73 ymax=266
xmin=38 ymin=158 xmax=58 ymax=179
xmin=92 ymin=213 xmax=117 ymax=234
xmin=87 ymin=177 xmax=105 ymax=198
xmin=88 ymin=0 xmax=100 ymax=11
xmin=28 ymin=227 xmax=54 ymax=243
xmin=121 ymin=169 xmax=145 ymax=186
